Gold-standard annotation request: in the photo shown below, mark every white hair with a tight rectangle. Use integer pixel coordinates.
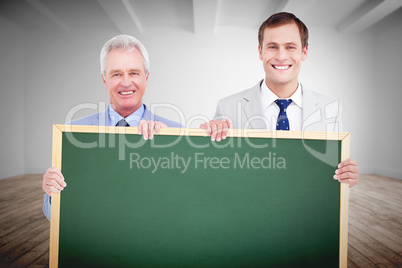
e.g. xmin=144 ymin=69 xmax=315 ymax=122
xmin=100 ymin=34 xmax=150 ymax=76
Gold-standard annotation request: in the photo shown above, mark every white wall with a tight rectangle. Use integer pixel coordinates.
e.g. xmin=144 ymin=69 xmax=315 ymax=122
xmin=369 ymin=16 xmax=402 ymax=179
xmin=0 ymin=16 xmax=25 ymax=178
xmin=302 ymin=27 xmax=377 ymax=177
xmin=143 ymin=29 xmax=264 ymax=125
xmin=1 ymin=12 xmax=402 ymax=179
xmin=22 ymin=30 xmax=110 ymax=174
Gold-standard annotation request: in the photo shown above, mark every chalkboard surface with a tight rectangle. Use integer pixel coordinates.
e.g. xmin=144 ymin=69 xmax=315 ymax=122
xmin=51 ymin=126 xmax=349 ymax=268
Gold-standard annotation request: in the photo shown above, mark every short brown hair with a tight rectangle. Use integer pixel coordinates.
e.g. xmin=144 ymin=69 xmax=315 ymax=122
xmin=258 ymin=12 xmax=309 ymax=49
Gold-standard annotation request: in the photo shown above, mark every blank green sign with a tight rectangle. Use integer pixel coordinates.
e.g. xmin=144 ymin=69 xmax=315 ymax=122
xmin=59 ymin=132 xmax=341 ymax=267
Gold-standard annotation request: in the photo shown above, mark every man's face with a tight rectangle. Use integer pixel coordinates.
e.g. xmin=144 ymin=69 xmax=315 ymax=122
xmin=102 ymin=48 xmax=149 ymax=117
xmin=258 ymin=22 xmax=308 ymax=90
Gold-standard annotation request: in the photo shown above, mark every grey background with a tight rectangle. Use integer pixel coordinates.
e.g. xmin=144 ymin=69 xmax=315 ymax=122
xmin=1 ymin=0 xmax=401 ymax=180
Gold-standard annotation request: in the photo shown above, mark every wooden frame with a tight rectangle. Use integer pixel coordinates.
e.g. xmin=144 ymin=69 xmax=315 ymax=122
xmin=50 ymin=124 xmax=350 ymax=268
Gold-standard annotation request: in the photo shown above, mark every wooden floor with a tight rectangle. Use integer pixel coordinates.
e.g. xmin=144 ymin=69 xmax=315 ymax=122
xmin=347 ymin=174 xmax=402 ymax=267
xmin=0 ymin=174 xmax=49 ymax=268
xmin=0 ymin=174 xmax=401 ymax=267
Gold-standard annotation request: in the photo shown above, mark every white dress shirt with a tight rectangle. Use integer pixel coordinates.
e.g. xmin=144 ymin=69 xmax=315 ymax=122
xmin=260 ymin=80 xmax=303 ymax=131
xmin=108 ymin=104 xmax=144 ymax=127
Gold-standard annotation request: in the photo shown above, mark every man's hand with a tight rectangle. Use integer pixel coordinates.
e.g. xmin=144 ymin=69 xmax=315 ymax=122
xmin=334 ymin=158 xmax=359 ymax=188
xmin=42 ymin=167 xmax=66 ymax=195
xmin=138 ymin=120 xmax=167 ymax=140
xmin=200 ymin=118 xmax=233 ymax=141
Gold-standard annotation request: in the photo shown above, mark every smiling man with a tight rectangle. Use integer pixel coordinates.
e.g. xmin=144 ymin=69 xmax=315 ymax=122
xmin=260 ymin=22 xmax=307 ymax=98
xmin=201 ymin=12 xmax=359 ymax=188
xmin=103 ymin=47 xmax=147 ymax=118
xmin=72 ymin=34 xmax=182 ymax=132
xmin=42 ymin=35 xmax=182 ymax=220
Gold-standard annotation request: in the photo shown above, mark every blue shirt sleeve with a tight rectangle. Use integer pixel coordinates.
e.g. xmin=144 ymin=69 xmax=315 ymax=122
xmin=43 ymin=194 xmax=51 ymax=221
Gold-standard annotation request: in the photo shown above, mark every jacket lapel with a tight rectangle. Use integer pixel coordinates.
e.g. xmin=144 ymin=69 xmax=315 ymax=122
xmin=242 ymin=81 xmax=266 ymax=129
xmin=301 ymin=86 xmax=325 ymax=132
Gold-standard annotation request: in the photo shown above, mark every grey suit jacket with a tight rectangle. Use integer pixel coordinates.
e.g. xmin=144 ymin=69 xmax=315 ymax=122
xmin=70 ymin=104 xmax=183 ymax=128
xmin=214 ymin=80 xmax=343 ymax=132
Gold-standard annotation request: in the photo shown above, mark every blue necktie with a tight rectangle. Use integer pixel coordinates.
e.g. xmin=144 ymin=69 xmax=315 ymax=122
xmin=275 ymin=99 xmax=292 ymax=131
xmin=116 ymin=119 xmax=130 ymax=127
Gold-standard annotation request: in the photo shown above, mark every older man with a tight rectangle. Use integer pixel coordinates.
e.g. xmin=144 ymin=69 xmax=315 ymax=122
xmin=42 ymin=35 xmax=182 ymax=220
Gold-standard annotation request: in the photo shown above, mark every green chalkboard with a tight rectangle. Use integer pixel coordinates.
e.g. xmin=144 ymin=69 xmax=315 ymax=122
xmin=52 ymin=126 xmax=349 ymax=268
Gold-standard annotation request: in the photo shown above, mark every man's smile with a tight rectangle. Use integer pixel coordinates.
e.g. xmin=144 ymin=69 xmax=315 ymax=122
xmin=272 ymin=65 xmax=292 ymax=70
xmin=119 ymin=90 xmax=135 ymax=95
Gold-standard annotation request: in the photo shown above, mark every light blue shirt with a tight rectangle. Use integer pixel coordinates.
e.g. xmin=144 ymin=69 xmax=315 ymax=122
xmin=108 ymin=104 xmax=145 ymax=127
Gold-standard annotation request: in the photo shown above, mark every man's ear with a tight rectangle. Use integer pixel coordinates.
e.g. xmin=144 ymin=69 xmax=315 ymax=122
xmin=258 ymin=45 xmax=263 ymax=60
xmin=302 ymin=45 xmax=308 ymax=61
xmin=101 ymin=74 xmax=107 ymax=88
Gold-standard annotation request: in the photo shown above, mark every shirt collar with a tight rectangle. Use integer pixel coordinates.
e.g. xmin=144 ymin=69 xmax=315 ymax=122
xmin=108 ymin=104 xmax=145 ymax=127
xmin=260 ymin=80 xmax=303 ymax=109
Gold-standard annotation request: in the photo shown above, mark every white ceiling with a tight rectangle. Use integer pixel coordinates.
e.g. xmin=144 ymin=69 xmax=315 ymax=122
xmin=1 ymin=0 xmax=401 ymax=35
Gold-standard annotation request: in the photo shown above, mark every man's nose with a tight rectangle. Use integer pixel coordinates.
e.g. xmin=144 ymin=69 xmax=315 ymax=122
xmin=275 ymin=47 xmax=288 ymax=60
xmin=120 ymin=74 xmax=131 ymax=86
